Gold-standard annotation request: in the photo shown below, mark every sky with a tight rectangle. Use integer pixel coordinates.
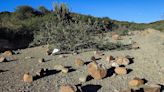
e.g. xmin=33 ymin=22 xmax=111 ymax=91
xmin=0 ymin=0 xmax=164 ymax=23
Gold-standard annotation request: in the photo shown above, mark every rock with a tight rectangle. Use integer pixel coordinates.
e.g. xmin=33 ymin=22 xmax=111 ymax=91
xmin=74 ymin=58 xmax=84 ymax=68
xmin=106 ymin=55 xmax=114 ymax=62
xmin=12 ymin=50 xmax=20 ymax=55
xmin=38 ymin=58 xmax=45 ymax=63
xmin=94 ymin=51 xmax=103 ymax=56
xmin=5 ymin=56 xmax=17 ymax=61
xmin=36 ymin=68 xmax=45 ymax=76
xmin=132 ymin=42 xmax=140 ymax=49
xmin=46 ymin=49 xmax=52 ymax=55
xmin=59 ymin=84 xmax=77 ymax=92
xmin=128 ymin=31 xmax=133 ymax=35
xmin=112 ymin=34 xmax=121 ymax=40
xmin=25 ymin=56 xmax=33 ymax=59
xmin=9 ymin=56 xmax=17 ymax=61
xmin=59 ymin=55 xmax=66 ymax=58
xmin=52 ymin=48 xmax=60 ymax=55
xmin=88 ymin=61 xmax=107 ymax=80
xmin=144 ymin=87 xmax=160 ymax=92
xmin=91 ymin=56 xmax=96 ymax=62
xmin=114 ymin=67 xmax=127 ymax=75
xmin=121 ymin=89 xmax=132 ymax=92
xmin=61 ymin=68 xmax=69 ymax=74
xmin=72 ymin=51 xmax=79 ymax=55
xmin=3 ymin=51 xmax=12 ymax=56
xmin=23 ymin=73 xmax=33 ymax=83
xmin=144 ymin=84 xmax=161 ymax=92
xmin=111 ymin=62 xmax=119 ymax=67
xmin=79 ymin=75 xmax=87 ymax=83
xmin=128 ymin=77 xmax=144 ymax=87
xmin=116 ymin=57 xmax=130 ymax=66
xmin=0 ymin=56 xmax=7 ymax=62
xmin=54 ymin=65 xmax=65 ymax=70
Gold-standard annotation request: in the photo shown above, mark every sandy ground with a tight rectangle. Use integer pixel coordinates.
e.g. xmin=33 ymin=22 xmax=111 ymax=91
xmin=0 ymin=29 xmax=164 ymax=92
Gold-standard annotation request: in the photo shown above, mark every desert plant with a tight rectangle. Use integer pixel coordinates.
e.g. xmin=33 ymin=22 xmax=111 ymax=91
xmin=14 ymin=5 xmax=36 ymax=20
xmin=38 ymin=6 xmax=50 ymax=14
xmin=121 ymin=30 xmax=129 ymax=36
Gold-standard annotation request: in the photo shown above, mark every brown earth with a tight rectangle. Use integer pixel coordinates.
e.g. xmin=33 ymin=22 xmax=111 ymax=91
xmin=0 ymin=29 xmax=164 ymax=92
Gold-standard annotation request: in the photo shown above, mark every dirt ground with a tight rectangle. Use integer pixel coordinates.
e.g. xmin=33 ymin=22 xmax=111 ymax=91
xmin=0 ymin=29 xmax=164 ymax=92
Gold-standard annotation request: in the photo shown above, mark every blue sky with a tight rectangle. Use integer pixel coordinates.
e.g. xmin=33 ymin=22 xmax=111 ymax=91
xmin=0 ymin=0 xmax=164 ymax=23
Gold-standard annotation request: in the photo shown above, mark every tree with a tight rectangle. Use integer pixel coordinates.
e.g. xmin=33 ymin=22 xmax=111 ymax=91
xmin=14 ymin=5 xmax=36 ymax=20
xmin=38 ymin=6 xmax=50 ymax=14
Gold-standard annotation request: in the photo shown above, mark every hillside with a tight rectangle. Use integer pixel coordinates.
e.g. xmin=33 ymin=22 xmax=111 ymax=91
xmin=0 ymin=4 xmax=163 ymax=51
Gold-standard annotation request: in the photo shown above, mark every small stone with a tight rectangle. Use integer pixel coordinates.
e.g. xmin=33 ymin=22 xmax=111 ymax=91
xmin=111 ymin=62 xmax=119 ymax=67
xmin=79 ymin=76 xmax=87 ymax=83
xmin=59 ymin=84 xmax=77 ymax=92
xmin=121 ymin=89 xmax=132 ymax=92
xmin=61 ymin=68 xmax=69 ymax=74
xmin=0 ymin=57 xmax=7 ymax=62
xmin=128 ymin=77 xmax=144 ymax=87
xmin=144 ymin=84 xmax=161 ymax=92
xmin=46 ymin=49 xmax=52 ymax=55
xmin=52 ymin=48 xmax=60 ymax=55
xmin=3 ymin=51 xmax=12 ymax=56
xmin=114 ymin=67 xmax=127 ymax=75
xmin=72 ymin=51 xmax=79 ymax=55
xmin=74 ymin=58 xmax=84 ymax=68
xmin=88 ymin=61 xmax=107 ymax=80
xmin=9 ymin=56 xmax=17 ymax=61
xmin=54 ymin=65 xmax=65 ymax=70
xmin=112 ymin=34 xmax=121 ymax=40
xmin=23 ymin=73 xmax=33 ymax=83
xmin=116 ymin=57 xmax=130 ymax=66
xmin=59 ymin=55 xmax=66 ymax=58
xmin=36 ymin=68 xmax=45 ymax=76
xmin=106 ymin=55 xmax=114 ymax=62
xmin=25 ymin=56 xmax=32 ymax=59
xmin=132 ymin=42 xmax=140 ymax=49
xmin=144 ymin=87 xmax=160 ymax=92
xmin=144 ymin=88 xmax=160 ymax=92
xmin=128 ymin=31 xmax=133 ymax=35
xmin=91 ymin=56 xmax=96 ymax=61
xmin=94 ymin=51 xmax=103 ymax=56
xmin=38 ymin=58 xmax=45 ymax=63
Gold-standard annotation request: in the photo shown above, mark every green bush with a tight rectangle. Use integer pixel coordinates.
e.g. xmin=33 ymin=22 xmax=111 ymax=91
xmin=121 ymin=30 xmax=129 ymax=36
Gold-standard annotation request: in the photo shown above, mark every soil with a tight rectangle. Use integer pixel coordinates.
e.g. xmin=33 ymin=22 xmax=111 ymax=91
xmin=0 ymin=29 xmax=164 ymax=92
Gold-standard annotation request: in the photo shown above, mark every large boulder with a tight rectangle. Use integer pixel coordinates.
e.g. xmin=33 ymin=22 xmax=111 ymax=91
xmin=88 ymin=61 xmax=107 ymax=80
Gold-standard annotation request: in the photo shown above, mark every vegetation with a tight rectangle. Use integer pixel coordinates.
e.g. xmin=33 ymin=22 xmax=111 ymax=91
xmin=0 ymin=3 xmax=163 ymax=52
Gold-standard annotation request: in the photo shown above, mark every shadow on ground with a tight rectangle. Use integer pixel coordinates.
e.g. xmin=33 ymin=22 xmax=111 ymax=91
xmin=33 ymin=69 xmax=60 ymax=80
xmin=81 ymin=84 xmax=102 ymax=92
